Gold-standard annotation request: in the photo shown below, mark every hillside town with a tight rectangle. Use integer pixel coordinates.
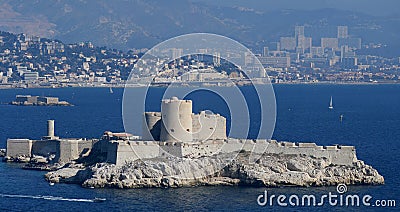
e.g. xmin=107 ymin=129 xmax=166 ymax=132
xmin=0 ymin=26 xmax=399 ymax=88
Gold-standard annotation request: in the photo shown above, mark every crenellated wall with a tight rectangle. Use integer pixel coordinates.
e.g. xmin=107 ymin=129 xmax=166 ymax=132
xmin=7 ymin=135 xmax=357 ymax=166
xmin=110 ymin=138 xmax=357 ymax=166
xmin=107 ymin=140 xmax=160 ymax=165
xmin=6 ymin=138 xmax=97 ymax=164
xmin=192 ymin=112 xmax=226 ymax=141
xmin=31 ymin=139 xmax=58 ymax=156
xmin=6 ymin=139 xmax=33 ymax=157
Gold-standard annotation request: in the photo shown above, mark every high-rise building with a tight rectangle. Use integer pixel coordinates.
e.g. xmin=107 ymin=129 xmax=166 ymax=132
xmin=321 ymin=38 xmax=339 ymax=51
xmin=171 ymin=48 xmax=183 ymax=60
xmin=213 ymin=52 xmax=221 ymax=66
xmin=257 ymin=56 xmax=291 ymax=68
xmin=263 ymin=47 xmax=269 ymax=56
xmin=310 ymin=47 xmax=324 ymax=57
xmin=297 ymin=36 xmax=312 ymax=50
xmin=295 ymin=26 xmax=305 ymax=38
xmin=337 ymin=26 xmax=348 ymax=38
xmin=23 ymin=72 xmax=39 ymax=81
xmin=341 ymin=57 xmax=358 ymax=69
xmin=339 ymin=38 xmax=362 ymax=49
xmin=280 ymin=37 xmax=296 ymax=51
xmin=244 ymin=52 xmax=254 ymax=66
xmin=340 ymin=46 xmax=357 ymax=61
xmin=268 ymin=42 xmax=280 ymax=51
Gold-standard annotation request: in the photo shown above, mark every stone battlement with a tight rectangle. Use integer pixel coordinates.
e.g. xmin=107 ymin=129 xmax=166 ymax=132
xmin=107 ymin=138 xmax=357 ymax=166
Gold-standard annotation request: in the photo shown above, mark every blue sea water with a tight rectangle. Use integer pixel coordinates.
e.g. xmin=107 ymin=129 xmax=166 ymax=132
xmin=0 ymin=84 xmax=399 ymax=211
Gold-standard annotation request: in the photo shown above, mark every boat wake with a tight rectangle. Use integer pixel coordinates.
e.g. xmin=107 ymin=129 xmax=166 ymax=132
xmin=0 ymin=193 xmax=105 ymax=203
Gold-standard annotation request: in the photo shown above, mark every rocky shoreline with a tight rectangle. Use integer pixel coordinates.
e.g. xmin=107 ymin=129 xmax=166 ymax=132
xmin=45 ymin=151 xmax=384 ymax=188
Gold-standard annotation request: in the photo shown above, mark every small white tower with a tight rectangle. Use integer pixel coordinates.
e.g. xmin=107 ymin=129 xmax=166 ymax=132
xmin=43 ymin=120 xmax=58 ymax=140
xmin=48 ymin=120 xmax=55 ymax=138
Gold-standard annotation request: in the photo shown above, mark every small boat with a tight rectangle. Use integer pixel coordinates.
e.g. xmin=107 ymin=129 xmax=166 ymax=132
xmin=340 ymin=114 xmax=344 ymax=122
xmin=109 ymin=87 xmax=114 ymax=94
xmin=49 ymin=182 xmax=55 ymax=186
xmin=93 ymin=197 xmax=106 ymax=202
xmin=329 ymin=96 xmax=333 ymax=109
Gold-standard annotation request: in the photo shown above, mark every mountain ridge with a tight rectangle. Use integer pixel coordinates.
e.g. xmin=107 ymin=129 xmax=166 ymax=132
xmin=0 ymin=0 xmax=398 ymax=50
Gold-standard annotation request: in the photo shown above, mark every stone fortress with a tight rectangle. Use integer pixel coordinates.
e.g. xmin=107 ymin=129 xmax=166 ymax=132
xmin=6 ymin=97 xmax=357 ymax=167
xmin=10 ymin=95 xmax=72 ymax=106
xmin=6 ymin=120 xmax=96 ymax=164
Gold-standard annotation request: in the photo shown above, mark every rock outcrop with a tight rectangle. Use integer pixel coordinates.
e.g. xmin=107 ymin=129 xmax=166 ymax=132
xmin=45 ymin=152 xmax=384 ymax=188
xmin=0 ymin=149 xmax=6 ymax=157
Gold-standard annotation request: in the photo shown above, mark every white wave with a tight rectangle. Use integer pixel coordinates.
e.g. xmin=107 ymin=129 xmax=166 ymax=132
xmin=0 ymin=193 xmax=103 ymax=203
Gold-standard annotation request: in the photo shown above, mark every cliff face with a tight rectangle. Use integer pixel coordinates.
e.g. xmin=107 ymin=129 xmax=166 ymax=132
xmin=45 ymin=152 xmax=384 ymax=188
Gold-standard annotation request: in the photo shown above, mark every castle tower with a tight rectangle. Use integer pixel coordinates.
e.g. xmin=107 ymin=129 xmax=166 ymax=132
xmin=160 ymin=97 xmax=193 ymax=142
xmin=142 ymin=112 xmax=162 ymax=141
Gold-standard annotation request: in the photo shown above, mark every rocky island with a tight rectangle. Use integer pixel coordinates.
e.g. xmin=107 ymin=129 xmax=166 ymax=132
xmin=45 ymin=151 xmax=383 ymax=188
xmin=4 ymin=97 xmax=384 ymax=188
xmin=10 ymin=95 xmax=72 ymax=106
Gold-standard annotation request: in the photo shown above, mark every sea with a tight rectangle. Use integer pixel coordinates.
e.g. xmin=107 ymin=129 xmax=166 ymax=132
xmin=0 ymin=84 xmax=399 ymax=211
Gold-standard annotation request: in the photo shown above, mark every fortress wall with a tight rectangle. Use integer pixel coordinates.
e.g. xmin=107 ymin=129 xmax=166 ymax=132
xmin=77 ymin=139 xmax=96 ymax=157
xmin=112 ymin=141 xmax=160 ymax=166
xmin=220 ymin=139 xmax=245 ymax=153
xmin=96 ymin=139 xmax=112 ymax=154
xmin=215 ymin=116 xmax=227 ymax=140
xmin=219 ymin=139 xmax=273 ymax=154
xmin=325 ymin=146 xmax=337 ymax=150
xmin=247 ymin=140 xmax=272 ymax=154
xmin=298 ymin=143 xmax=318 ymax=148
xmin=6 ymin=139 xmax=33 ymax=157
xmin=181 ymin=141 xmax=224 ymax=158
xmin=180 ymin=139 xmax=357 ymax=165
xmin=268 ymin=142 xmax=356 ymax=165
xmin=219 ymin=139 xmax=357 ymax=165
xmin=159 ymin=142 xmax=183 ymax=158
xmin=106 ymin=142 xmax=118 ymax=164
xmin=57 ymin=139 xmax=79 ymax=164
xmin=282 ymin=141 xmax=296 ymax=147
xmin=107 ymin=138 xmax=356 ymax=166
xmin=192 ymin=113 xmax=227 ymax=141
xmin=324 ymin=146 xmax=357 ymax=165
xmin=31 ymin=140 xmax=58 ymax=156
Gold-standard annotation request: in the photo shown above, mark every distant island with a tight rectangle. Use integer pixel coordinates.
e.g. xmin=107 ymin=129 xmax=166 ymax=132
xmin=10 ymin=95 xmax=73 ymax=106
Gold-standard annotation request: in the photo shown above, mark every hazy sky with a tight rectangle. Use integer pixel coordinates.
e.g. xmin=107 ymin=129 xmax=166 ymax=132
xmin=194 ymin=0 xmax=400 ymax=16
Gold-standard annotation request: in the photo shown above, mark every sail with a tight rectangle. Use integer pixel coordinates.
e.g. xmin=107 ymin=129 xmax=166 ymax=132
xmin=329 ymin=96 xmax=333 ymax=109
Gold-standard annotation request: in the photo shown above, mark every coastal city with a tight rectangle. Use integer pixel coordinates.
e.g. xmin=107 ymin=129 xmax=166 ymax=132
xmin=0 ymin=25 xmax=399 ymax=88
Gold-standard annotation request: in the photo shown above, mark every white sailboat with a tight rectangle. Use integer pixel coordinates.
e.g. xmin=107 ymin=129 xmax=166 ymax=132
xmin=329 ymin=96 xmax=333 ymax=109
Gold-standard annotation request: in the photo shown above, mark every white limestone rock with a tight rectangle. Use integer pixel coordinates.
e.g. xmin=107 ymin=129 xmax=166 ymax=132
xmin=45 ymin=168 xmax=83 ymax=183
xmin=45 ymin=152 xmax=384 ymax=188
